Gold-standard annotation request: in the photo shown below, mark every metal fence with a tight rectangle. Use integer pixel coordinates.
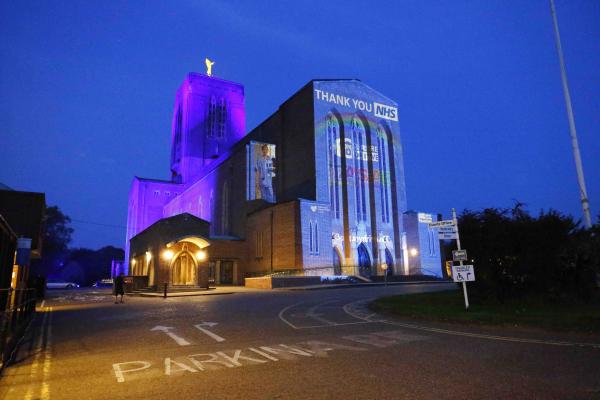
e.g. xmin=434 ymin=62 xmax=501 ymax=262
xmin=0 ymin=288 xmax=37 ymax=372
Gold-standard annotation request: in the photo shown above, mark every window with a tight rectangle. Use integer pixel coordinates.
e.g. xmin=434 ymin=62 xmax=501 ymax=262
xmin=153 ymin=190 xmax=160 ymax=196
xmin=326 ymin=113 xmax=341 ymax=220
xmin=308 ymin=221 xmax=319 ymax=255
xmin=221 ymin=182 xmax=229 ymax=235
xmin=351 ymin=116 xmax=369 ymax=222
xmin=309 ymin=222 xmax=313 ymax=254
xmin=255 ymin=231 xmax=263 ymax=258
xmin=314 ymin=222 xmax=319 ymax=255
xmin=377 ymin=124 xmax=391 ymax=224
xmin=165 ymin=191 xmax=171 ymax=197
xmin=207 ymin=96 xmax=227 ymax=139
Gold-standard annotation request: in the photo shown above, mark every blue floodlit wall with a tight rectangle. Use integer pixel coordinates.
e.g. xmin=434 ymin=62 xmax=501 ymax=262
xmin=416 ymin=215 xmax=442 ymax=277
xmin=312 ymin=80 xmax=407 ymax=276
xmin=403 ymin=212 xmax=442 ymax=277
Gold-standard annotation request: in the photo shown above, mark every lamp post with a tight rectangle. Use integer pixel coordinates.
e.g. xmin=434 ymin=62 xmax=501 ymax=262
xmin=549 ymin=0 xmax=592 ymax=228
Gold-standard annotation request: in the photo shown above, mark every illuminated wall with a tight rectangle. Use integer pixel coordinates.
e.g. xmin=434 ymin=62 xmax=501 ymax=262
xmin=170 ymin=73 xmax=245 ymax=184
xmin=313 ymin=80 xmax=407 ymax=276
xmin=126 ymin=76 xmax=409 ymax=278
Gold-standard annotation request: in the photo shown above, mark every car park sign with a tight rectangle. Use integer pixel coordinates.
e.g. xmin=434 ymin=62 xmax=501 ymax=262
xmin=452 ymin=265 xmax=475 ymax=282
xmin=452 ymin=249 xmax=468 ymax=262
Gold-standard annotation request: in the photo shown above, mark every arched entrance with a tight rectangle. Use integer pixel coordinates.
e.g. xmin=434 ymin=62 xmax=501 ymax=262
xmin=332 ymin=247 xmax=342 ymax=275
xmin=171 ymin=246 xmax=197 ymax=286
xmin=385 ymin=248 xmax=394 ymax=276
xmin=357 ymin=243 xmax=371 ymax=277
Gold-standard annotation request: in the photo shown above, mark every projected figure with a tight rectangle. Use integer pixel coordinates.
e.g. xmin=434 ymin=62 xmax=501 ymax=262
xmin=255 ymin=144 xmax=275 ymax=202
xmin=205 ymin=58 xmax=215 ymax=76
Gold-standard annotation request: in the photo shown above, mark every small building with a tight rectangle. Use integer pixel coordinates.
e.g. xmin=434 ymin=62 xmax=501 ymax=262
xmin=0 ymin=188 xmax=45 ymax=290
xmin=402 ymin=211 xmax=443 ymax=277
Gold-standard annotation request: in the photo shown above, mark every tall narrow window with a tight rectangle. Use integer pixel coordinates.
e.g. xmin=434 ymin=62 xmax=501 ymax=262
xmin=221 ymin=182 xmax=229 ymax=235
xmin=207 ymin=96 xmax=217 ymax=137
xmin=327 ymin=113 xmax=341 ymax=220
xmin=171 ymin=106 xmax=183 ymax=165
xmin=377 ymin=124 xmax=391 ymax=224
xmin=314 ymin=222 xmax=319 ymax=255
xmin=255 ymin=231 xmax=263 ymax=258
xmin=352 ymin=116 xmax=369 ymax=222
xmin=218 ymin=98 xmax=227 ymax=138
xmin=309 ymin=221 xmax=313 ymax=254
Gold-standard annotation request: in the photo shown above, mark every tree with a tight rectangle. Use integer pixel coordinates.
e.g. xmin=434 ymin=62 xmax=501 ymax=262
xmin=31 ymin=205 xmax=74 ymax=277
xmin=42 ymin=206 xmax=74 ymax=254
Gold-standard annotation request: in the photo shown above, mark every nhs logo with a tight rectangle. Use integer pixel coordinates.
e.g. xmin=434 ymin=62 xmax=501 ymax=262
xmin=373 ymin=102 xmax=398 ymax=121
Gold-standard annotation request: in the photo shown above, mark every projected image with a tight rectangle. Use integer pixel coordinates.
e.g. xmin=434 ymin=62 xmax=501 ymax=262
xmin=247 ymin=142 xmax=276 ymax=202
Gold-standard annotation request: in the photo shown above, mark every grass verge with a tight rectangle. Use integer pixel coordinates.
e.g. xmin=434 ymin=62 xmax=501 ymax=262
xmin=370 ymin=289 xmax=600 ymax=334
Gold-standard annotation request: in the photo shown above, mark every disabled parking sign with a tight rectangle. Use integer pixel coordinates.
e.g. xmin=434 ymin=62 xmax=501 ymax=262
xmin=452 ymin=265 xmax=475 ymax=282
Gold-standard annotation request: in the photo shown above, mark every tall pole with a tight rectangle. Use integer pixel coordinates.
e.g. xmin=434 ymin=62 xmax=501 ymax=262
xmin=452 ymin=208 xmax=469 ymax=310
xmin=549 ymin=0 xmax=592 ymax=228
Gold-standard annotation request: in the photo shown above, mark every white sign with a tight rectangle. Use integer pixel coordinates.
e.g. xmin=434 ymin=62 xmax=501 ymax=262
xmin=439 ymin=232 xmax=458 ymax=240
xmin=418 ymin=213 xmax=433 ymax=223
xmin=438 ymin=226 xmax=457 ymax=233
xmin=452 ymin=265 xmax=475 ymax=282
xmin=428 ymin=220 xmax=455 ymax=228
xmin=452 ymin=250 xmax=468 ymax=262
xmin=314 ymin=89 xmax=398 ymax=122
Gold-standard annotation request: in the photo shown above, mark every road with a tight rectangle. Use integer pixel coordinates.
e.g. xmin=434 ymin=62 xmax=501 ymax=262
xmin=1 ymin=283 xmax=599 ymax=400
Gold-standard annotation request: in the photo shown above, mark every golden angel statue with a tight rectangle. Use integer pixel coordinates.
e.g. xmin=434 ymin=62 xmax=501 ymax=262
xmin=205 ymin=58 xmax=215 ymax=77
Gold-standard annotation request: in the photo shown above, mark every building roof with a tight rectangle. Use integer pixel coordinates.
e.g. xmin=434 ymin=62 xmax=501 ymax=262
xmin=0 ymin=189 xmax=46 ymax=257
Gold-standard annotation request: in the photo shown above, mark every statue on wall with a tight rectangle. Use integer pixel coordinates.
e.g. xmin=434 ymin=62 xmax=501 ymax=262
xmin=205 ymin=58 xmax=215 ymax=77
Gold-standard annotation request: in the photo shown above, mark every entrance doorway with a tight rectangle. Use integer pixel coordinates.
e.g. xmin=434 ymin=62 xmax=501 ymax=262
xmin=385 ymin=248 xmax=394 ymax=276
xmin=220 ymin=261 xmax=234 ymax=284
xmin=357 ymin=243 xmax=371 ymax=277
xmin=333 ymin=247 xmax=342 ymax=275
xmin=172 ymin=251 xmax=196 ymax=285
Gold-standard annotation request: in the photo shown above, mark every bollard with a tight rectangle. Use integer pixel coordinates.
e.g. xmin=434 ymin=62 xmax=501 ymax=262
xmin=163 ymin=283 xmax=167 ymax=299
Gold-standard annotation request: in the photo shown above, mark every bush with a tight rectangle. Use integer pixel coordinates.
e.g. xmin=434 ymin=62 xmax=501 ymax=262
xmin=452 ymin=205 xmax=599 ymax=303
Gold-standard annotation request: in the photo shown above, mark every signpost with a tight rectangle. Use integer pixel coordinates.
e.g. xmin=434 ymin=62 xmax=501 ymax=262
xmin=452 ymin=208 xmax=471 ymax=310
xmin=429 ymin=211 xmax=475 ymax=310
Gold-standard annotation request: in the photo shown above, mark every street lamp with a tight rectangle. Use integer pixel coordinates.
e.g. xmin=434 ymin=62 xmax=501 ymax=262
xmin=162 ymin=249 xmax=174 ymax=260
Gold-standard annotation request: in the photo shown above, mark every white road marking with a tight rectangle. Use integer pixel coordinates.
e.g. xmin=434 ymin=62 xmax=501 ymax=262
xmin=305 ymin=300 xmax=339 ymax=326
xmin=113 ymin=361 xmax=152 ymax=383
xmin=342 ymin=299 xmax=600 ymax=349
xmin=150 ymin=326 xmax=191 ymax=346
xmin=279 ymin=300 xmax=375 ymax=330
xmin=24 ymin=309 xmax=49 ymax=400
xmin=40 ymin=307 xmax=53 ymax=400
xmin=278 ymin=302 xmax=304 ymax=329
xmin=194 ymin=322 xmax=225 ymax=342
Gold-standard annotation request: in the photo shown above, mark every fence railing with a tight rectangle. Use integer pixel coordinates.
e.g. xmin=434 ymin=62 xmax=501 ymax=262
xmin=0 ymin=288 xmax=37 ymax=372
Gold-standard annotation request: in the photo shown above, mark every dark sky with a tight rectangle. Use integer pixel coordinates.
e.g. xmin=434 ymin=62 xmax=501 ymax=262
xmin=1 ymin=0 xmax=598 ymax=250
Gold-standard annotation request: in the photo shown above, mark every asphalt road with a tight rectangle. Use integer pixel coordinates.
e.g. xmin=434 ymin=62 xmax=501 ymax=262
xmin=1 ymin=283 xmax=599 ymax=400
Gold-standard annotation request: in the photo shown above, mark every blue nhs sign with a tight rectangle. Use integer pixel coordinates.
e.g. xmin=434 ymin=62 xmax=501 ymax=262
xmin=374 ymin=102 xmax=398 ymax=121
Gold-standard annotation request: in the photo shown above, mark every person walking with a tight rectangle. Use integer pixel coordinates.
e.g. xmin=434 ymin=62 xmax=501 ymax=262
xmin=114 ymin=273 xmax=125 ymax=304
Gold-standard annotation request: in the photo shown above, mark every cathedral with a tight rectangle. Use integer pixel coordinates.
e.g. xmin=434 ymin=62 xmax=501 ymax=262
xmin=125 ymin=70 xmax=431 ymax=288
